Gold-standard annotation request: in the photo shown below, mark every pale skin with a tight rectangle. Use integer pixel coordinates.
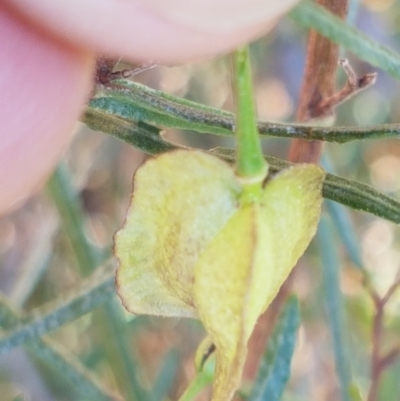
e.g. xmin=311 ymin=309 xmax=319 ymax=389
xmin=0 ymin=0 xmax=298 ymax=214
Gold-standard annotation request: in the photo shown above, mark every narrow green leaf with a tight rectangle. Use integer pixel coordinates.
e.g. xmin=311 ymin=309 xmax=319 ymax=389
xmin=82 ymin=105 xmax=400 ymax=226
xmin=84 ymin=108 xmax=175 ymax=154
xmin=48 ymin=163 xmax=147 ymax=401
xmin=91 ymin=80 xmax=233 ymax=136
xmin=104 ymin=301 xmax=148 ymax=401
xmin=270 ymin=157 xmax=400 ymax=224
xmin=151 ymin=349 xmax=180 ymax=401
xmin=290 ymin=0 xmax=400 ymax=79
xmin=89 ymin=81 xmax=400 ymax=143
xmin=322 ymin=171 xmax=400 ymax=224
xmin=249 ymin=296 xmax=300 ymax=401
xmin=0 ymin=295 xmax=120 ymax=401
xmin=317 ymin=217 xmax=352 ymax=401
xmin=0 ymin=262 xmax=115 ymax=356
xmin=325 ymin=200 xmax=364 ymax=268
xmin=322 ymin=155 xmax=363 ymax=269
xmin=297 ymin=124 xmax=400 ymax=143
xmin=74 ymin=112 xmax=400 ymax=225
xmin=29 ymin=341 xmax=122 ymax=401
xmin=47 ymin=163 xmax=104 ymax=276
xmin=213 ymin=149 xmax=400 ymax=224
xmin=0 ymin=296 xmax=21 ymax=329
xmin=10 ymin=251 xmax=52 ymax=308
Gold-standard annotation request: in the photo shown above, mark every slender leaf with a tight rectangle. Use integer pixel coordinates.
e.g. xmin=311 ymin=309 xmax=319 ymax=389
xmin=89 ymin=82 xmax=400 ymax=143
xmin=325 ymin=200 xmax=364 ymax=268
xmin=249 ymin=296 xmax=300 ymax=401
xmin=47 ymin=163 xmax=105 ymax=276
xmin=151 ymin=349 xmax=180 ymax=401
xmin=290 ymin=1 xmax=400 ymax=79
xmin=84 ymin=108 xmax=175 ymax=154
xmin=0 ymin=262 xmax=115 ymax=356
xmin=91 ymin=81 xmax=233 ymax=136
xmin=0 ymin=295 xmax=121 ymax=401
xmin=86 ymin=110 xmax=400 ymax=224
xmin=214 ymin=149 xmax=400 ymax=224
xmin=29 ymin=340 xmax=123 ymax=401
xmin=322 ymin=155 xmax=363 ymax=269
xmin=104 ymin=301 xmax=149 ymax=401
xmin=267 ymin=156 xmax=400 ymax=224
xmin=48 ymin=163 xmax=148 ymax=401
xmin=9 ymin=222 xmax=55 ymax=307
xmin=321 ymin=170 xmax=400 ymax=223
xmin=317 ymin=217 xmax=352 ymax=401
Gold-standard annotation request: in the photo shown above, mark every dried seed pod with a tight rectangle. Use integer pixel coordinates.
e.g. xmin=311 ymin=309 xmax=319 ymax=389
xmin=115 ymin=150 xmax=325 ymax=401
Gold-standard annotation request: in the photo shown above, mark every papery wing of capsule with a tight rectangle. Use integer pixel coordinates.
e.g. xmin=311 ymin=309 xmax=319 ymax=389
xmin=115 ymin=150 xmax=241 ymax=317
xmin=193 ymin=164 xmax=325 ymax=401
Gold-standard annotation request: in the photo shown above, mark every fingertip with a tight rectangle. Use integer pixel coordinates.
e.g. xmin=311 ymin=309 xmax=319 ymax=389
xmin=0 ymin=5 xmax=94 ymax=214
xmin=6 ymin=0 xmax=298 ymax=63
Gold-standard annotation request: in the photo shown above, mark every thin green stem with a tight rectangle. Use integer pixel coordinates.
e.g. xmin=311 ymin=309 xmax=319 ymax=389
xmin=317 ymin=217 xmax=352 ymax=401
xmin=177 ymin=368 xmax=214 ymax=401
xmin=232 ymin=47 xmax=268 ymax=180
xmin=47 ymin=163 xmax=102 ymax=276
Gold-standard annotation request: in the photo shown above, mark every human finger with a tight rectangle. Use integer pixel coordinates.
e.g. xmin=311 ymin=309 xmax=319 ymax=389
xmin=0 ymin=5 xmax=94 ymax=214
xmin=5 ymin=0 xmax=299 ymax=63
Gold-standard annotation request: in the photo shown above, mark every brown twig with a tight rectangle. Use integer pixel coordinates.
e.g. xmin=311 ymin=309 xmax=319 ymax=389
xmin=366 ymin=267 xmax=400 ymax=401
xmin=309 ymin=59 xmax=377 ymax=119
xmin=379 ymin=347 xmax=400 ymax=371
xmin=288 ymin=0 xmax=348 ymax=164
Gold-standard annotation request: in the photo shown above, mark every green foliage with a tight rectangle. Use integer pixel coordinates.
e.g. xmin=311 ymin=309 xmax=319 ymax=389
xmin=318 ymin=218 xmax=352 ymax=401
xmin=249 ymin=297 xmax=300 ymax=401
xmin=0 ymin=264 xmax=115 ymax=356
xmin=88 ymin=81 xmax=400 ymax=143
xmin=290 ymin=1 xmax=400 ymax=79
xmin=0 ymin=295 xmax=118 ymax=401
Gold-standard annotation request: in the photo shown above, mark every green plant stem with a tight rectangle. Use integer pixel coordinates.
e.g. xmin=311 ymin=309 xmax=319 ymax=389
xmin=177 ymin=368 xmax=214 ymax=401
xmin=318 ymin=217 xmax=352 ymax=401
xmin=232 ymin=47 xmax=268 ymax=180
xmin=47 ymin=163 xmax=102 ymax=276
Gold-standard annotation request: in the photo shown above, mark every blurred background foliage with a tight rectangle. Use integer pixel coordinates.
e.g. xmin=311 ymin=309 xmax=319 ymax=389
xmin=2 ymin=0 xmax=400 ymax=400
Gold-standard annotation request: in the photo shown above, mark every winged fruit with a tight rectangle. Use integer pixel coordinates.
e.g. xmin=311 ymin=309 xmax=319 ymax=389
xmin=115 ymin=149 xmax=324 ymax=401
